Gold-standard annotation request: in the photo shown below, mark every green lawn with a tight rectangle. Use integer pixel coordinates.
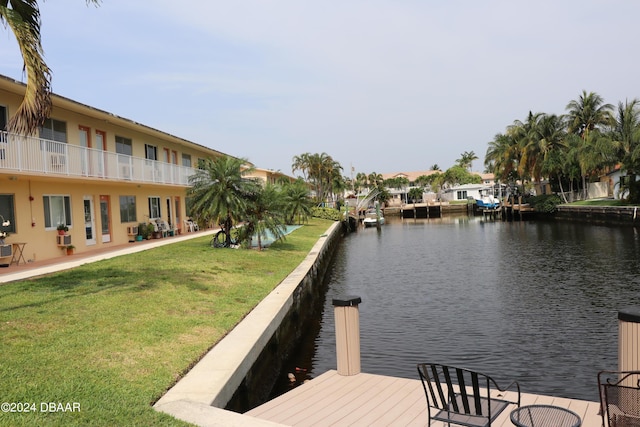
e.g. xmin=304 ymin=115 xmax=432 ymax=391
xmin=0 ymin=218 xmax=334 ymax=427
xmin=568 ymin=199 xmax=632 ymax=206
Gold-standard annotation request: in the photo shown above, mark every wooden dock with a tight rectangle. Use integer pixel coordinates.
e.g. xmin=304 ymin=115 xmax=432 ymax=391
xmin=245 ymin=370 xmax=601 ymax=426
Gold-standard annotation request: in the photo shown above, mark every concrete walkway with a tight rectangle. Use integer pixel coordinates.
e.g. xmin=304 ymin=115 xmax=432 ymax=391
xmin=0 ymin=229 xmax=217 ymax=284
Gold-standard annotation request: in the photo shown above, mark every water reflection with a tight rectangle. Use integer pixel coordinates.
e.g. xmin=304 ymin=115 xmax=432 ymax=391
xmin=298 ymin=215 xmax=640 ymax=402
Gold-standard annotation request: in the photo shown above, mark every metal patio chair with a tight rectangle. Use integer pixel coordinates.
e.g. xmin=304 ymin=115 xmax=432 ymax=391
xmin=417 ymin=363 xmax=521 ymax=427
xmin=598 ymin=370 xmax=640 ymax=427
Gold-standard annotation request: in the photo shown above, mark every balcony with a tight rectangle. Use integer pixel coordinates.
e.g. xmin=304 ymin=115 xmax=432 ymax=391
xmin=0 ymin=131 xmax=196 ymax=186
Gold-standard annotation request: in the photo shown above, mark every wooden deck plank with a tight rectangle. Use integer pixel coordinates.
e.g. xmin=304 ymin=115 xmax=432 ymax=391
xmin=245 ymin=370 xmax=602 ymax=426
xmin=338 ymin=377 xmax=421 ymax=426
xmin=297 ymin=374 xmax=387 ymax=426
xmin=304 ymin=375 xmax=394 ymax=426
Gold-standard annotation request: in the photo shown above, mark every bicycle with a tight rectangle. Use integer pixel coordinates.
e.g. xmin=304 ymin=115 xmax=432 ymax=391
xmin=210 ymin=228 xmax=239 ymax=248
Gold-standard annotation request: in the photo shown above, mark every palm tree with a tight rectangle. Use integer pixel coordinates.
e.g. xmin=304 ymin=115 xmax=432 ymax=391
xmin=610 ymin=99 xmax=640 ymax=202
xmin=455 ymin=151 xmax=478 ymax=171
xmin=566 ymin=90 xmax=614 ymax=140
xmin=291 ymin=153 xmax=310 ymax=181
xmin=187 ymin=156 xmax=258 ymax=247
xmin=1 ymin=0 xmax=100 ymax=135
xmin=367 ymin=172 xmax=383 ymax=189
xmin=242 ymin=183 xmax=286 ymax=251
xmin=354 ymin=172 xmax=368 ymax=194
xmin=282 ymin=179 xmax=313 ymax=225
xmin=293 ymin=152 xmax=342 ymax=206
xmin=535 ymin=114 xmax=569 ymax=201
xmin=513 ymin=112 xmax=546 ymax=183
xmin=485 ymin=132 xmax=520 ymax=185
xmin=414 ymin=175 xmax=431 ymax=188
xmin=565 ymin=91 xmax=615 ymax=198
xmin=429 ymin=164 xmax=440 ymax=171
xmin=408 ymin=187 xmax=423 ymax=203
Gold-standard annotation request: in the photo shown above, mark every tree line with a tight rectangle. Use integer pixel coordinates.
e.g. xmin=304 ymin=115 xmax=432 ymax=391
xmin=291 ymin=151 xmax=484 ymax=206
xmin=485 ymin=90 xmax=640 ymax=203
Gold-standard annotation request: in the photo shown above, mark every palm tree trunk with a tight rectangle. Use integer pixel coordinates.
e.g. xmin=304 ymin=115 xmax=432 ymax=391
xmin=557 ymin=174 xmax=569 ymax=203
xmin=224 ymin=215 xmax=232 ymax=246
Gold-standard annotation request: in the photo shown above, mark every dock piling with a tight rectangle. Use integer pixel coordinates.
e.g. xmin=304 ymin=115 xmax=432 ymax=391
xmin=333 ymin=296 xmax=362 ymax=376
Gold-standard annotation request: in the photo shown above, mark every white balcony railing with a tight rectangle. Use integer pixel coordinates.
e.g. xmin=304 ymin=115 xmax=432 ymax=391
xmin=0 ymin=131 xmax=196 ymax=186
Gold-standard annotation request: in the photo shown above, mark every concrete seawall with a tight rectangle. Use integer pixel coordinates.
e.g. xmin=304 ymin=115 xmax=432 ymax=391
xmin=154 ymin=221 xmax=343 ymax=427
xmin=556 ymin=204 xmax=640 ymax=226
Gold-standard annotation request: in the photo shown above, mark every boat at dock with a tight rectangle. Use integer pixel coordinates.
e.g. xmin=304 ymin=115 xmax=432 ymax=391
xmin=475 ymin=195 xmax=500 ymax=209
xmin=362 ymin=209 xmax=385 ymax=227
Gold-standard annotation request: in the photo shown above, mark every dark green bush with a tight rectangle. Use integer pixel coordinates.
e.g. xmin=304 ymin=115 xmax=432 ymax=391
xmin=529 ymin=194 xmax=562 ymax=213
xmin=311 ymin=207 xmax=343 ymax=221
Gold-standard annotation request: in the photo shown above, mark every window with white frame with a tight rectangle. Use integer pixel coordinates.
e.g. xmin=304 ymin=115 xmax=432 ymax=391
xmin=456 ymin=190 xmax=468 ymax=200
xmin=182 ymin=153 xmax=191 ymax=167
xmin=119 ymin=196 xmax=137 ymax=223
xmin=43 ymin=195 xmax=72 ymax=229
xmin=148 ymin=197 xmax=161 ymax=219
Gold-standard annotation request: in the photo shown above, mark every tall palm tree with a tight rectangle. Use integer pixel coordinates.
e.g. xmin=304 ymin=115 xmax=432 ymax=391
xmin=354 ymin=172 xmax=368 ymax=194
xmin=513 ymin=111 xmax=546 ymax=183
xmin=485 ymin=132 xmax=520 ymax=185
xmin=610 ymin=99 xmax=640 ymax=202
xmin=536 ymin=114 xmax=569 ymax=201
xmin=293 ymin=152 xmax=342 ymax=206
xmin=455 ymin=151 xmax=478 ymax=171
xmin=566 ymin=90 xmax=614 ymax=140
xmin=1 ymin=0 xmax=100 ymax=134
xmin=187 ymin=156 xmax=258 ymax=247
xmin=291 ymin=153 xmax=310 ymax=181
xmin=367 ymin=172 xmax=383 ymax=189
xmin=566 ymin=91 xmax=615 ymax=198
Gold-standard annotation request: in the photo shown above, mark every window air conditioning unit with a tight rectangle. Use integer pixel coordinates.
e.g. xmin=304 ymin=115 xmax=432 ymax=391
xmin=120 ymin=165 xmax=131 ymax=180
xmin=56 ymin=234 xmax=71 ymax=246
xmin=50 ymin=154 xmax=66 ymax=167
xmin=0 ymin=244 xmax=11 ymax=257
xmin=127 ymin=226 xmax=138 ymax=236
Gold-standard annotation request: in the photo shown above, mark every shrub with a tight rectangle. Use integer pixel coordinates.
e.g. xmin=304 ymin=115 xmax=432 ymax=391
xmin=311 ymin=207 xmax=342 ymax=221
xmin=529 ymin=194 xmax=562 ymax=213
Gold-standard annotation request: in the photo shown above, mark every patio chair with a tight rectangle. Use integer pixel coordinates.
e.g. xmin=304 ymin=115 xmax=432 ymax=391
xmin=598 ymin=370 xmax=640 ymax=427
xmin=417 ymin=363 xmax=521 ymax=427
xmin=184 ymin=219 xmax=199 ymax=232
xmin=156 ymin=219 xmax=170 ymax=237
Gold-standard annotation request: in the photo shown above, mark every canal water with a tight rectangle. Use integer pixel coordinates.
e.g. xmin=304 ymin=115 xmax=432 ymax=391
xmin=275 ymin=215 xmax=640 ymax=402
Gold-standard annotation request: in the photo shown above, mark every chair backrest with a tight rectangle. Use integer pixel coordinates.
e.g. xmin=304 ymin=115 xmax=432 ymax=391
xmin=598 ymin=370 xmax=640 ymax=427
xmin=417 ymin=363 xmax=519 ymax=427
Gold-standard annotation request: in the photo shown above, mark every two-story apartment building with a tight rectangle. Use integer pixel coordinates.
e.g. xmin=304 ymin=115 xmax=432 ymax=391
xmin=0 ymin=74 xmax=239 ymax=263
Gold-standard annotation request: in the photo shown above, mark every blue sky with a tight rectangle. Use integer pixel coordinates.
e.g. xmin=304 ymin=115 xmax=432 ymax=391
xmin=1 ymin=1 xmax=638 ymax=178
